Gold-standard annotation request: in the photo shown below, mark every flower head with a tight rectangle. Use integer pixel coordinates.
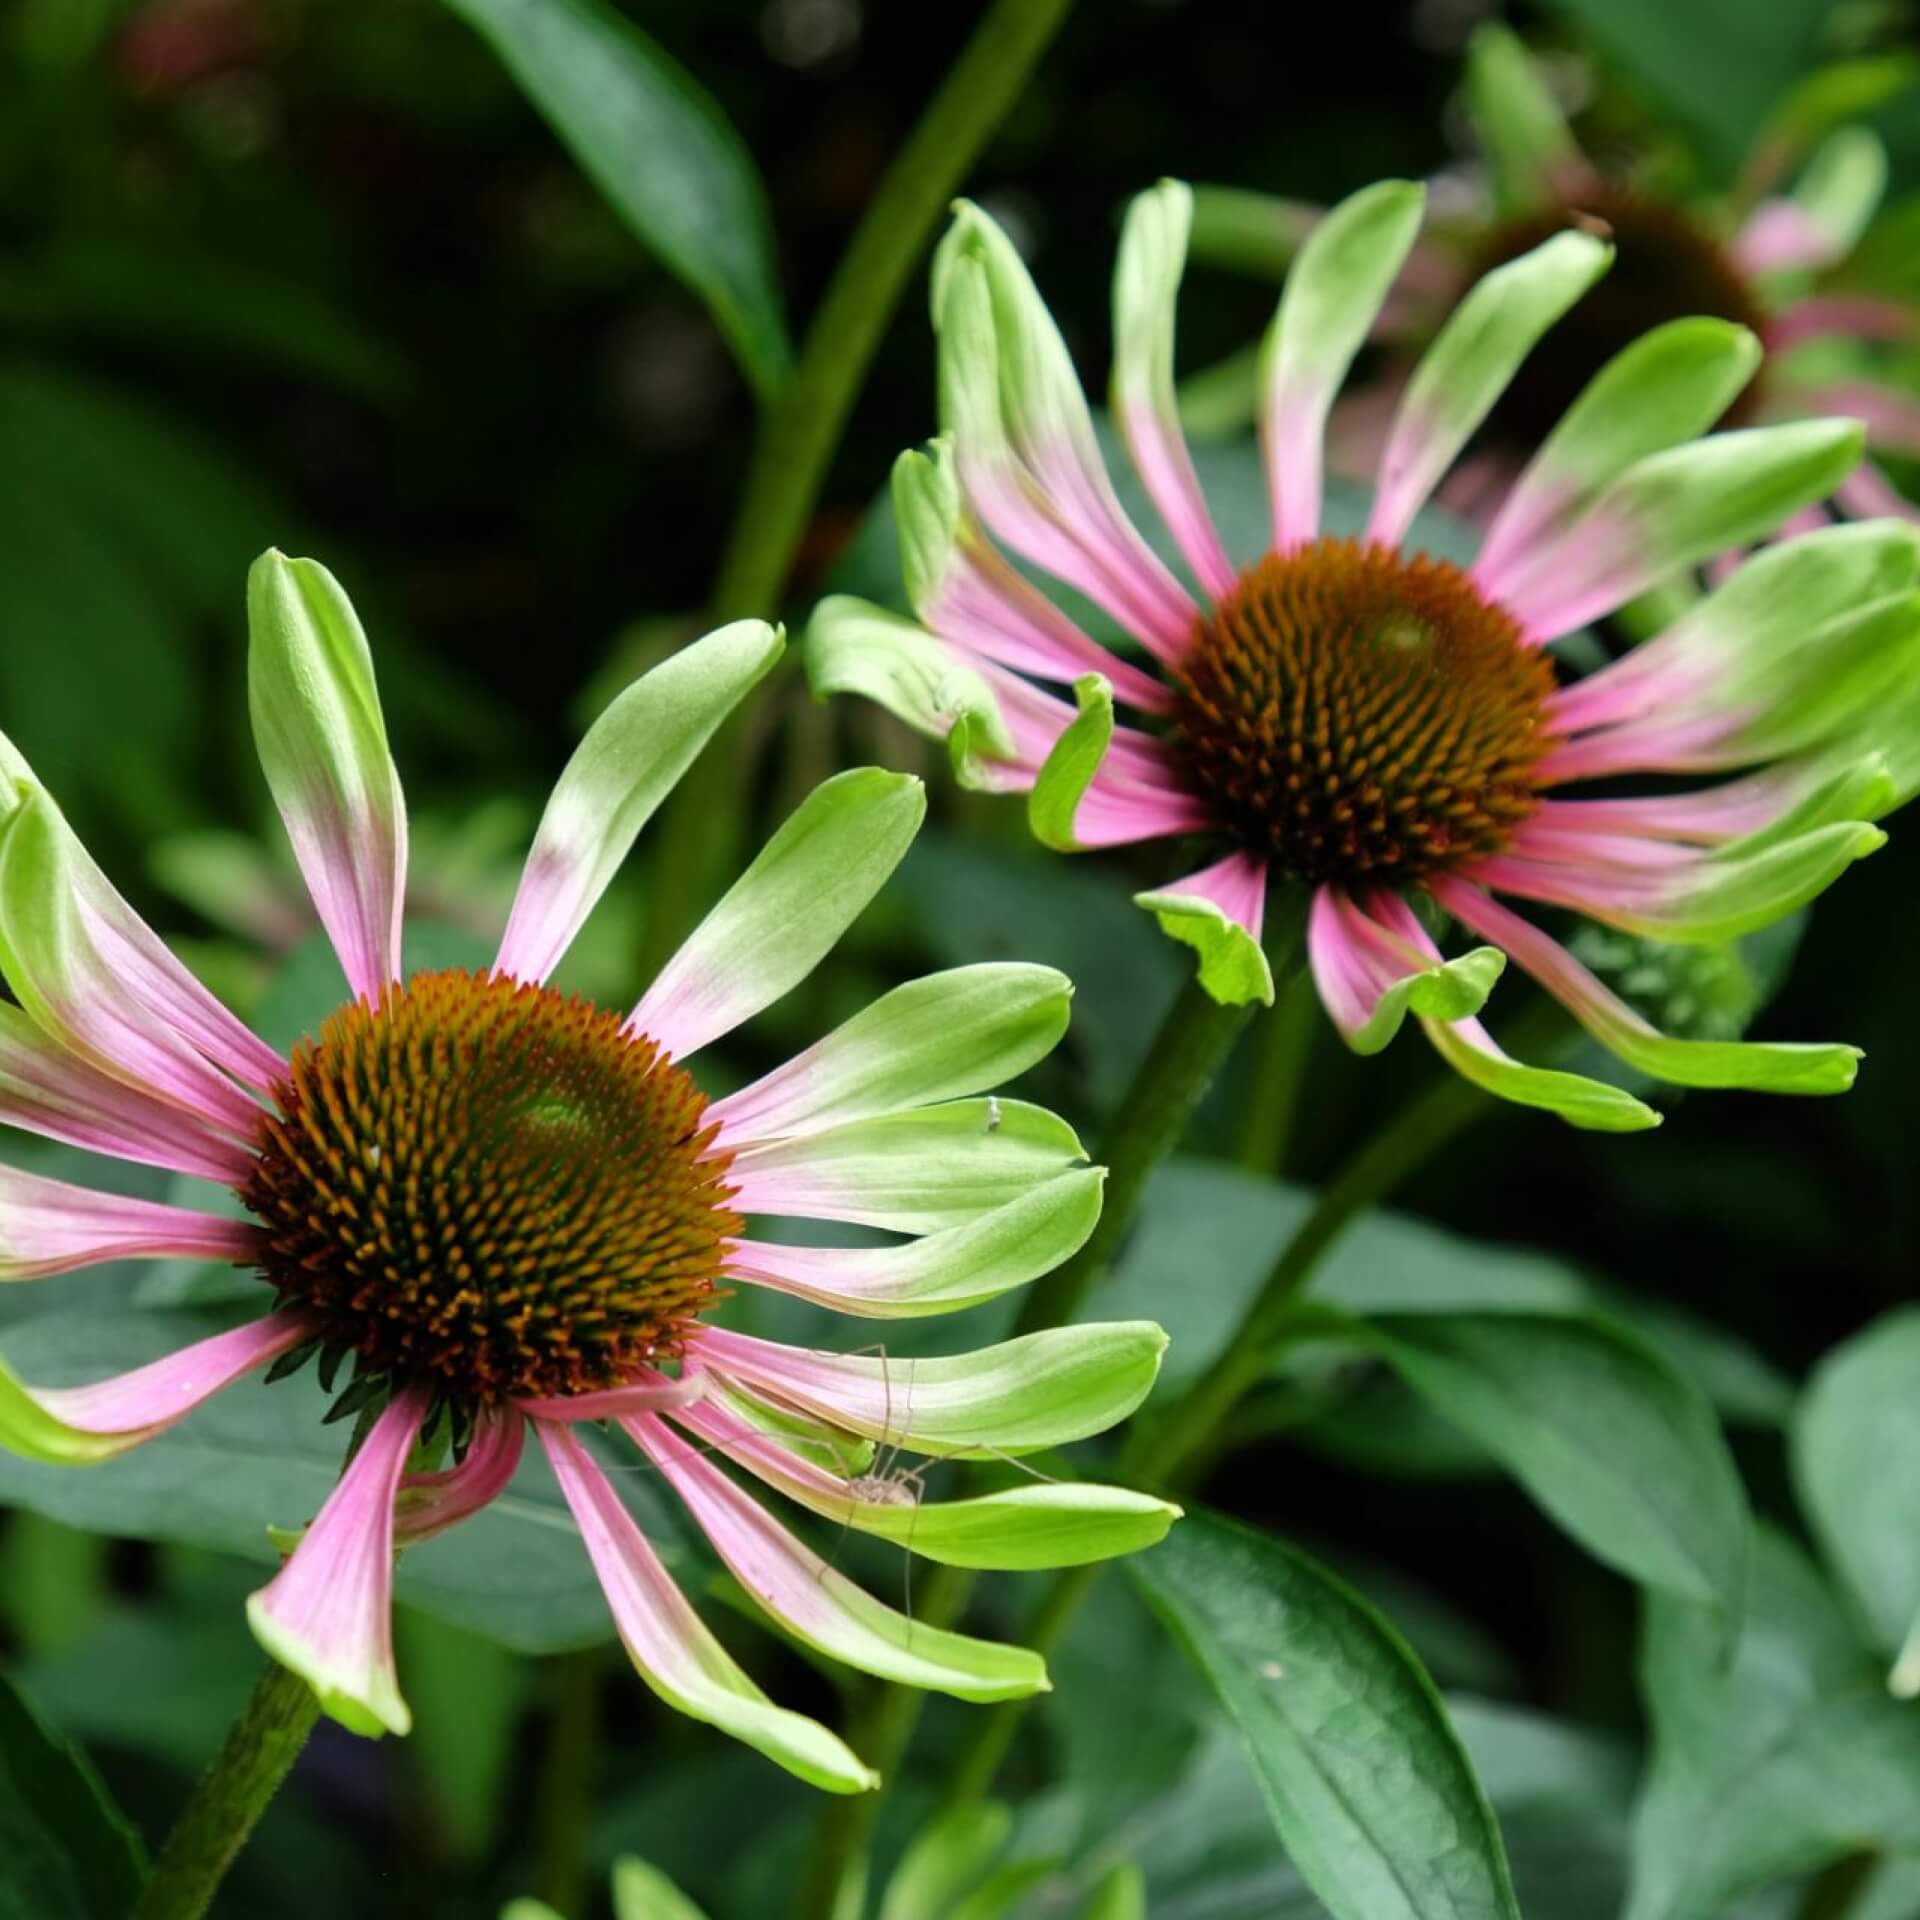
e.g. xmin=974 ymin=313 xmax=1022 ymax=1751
xmin=0 ymin=553 xmax=1176 ymax=1788
xmin=810 ymin=177 xmax=1920 ymax=1127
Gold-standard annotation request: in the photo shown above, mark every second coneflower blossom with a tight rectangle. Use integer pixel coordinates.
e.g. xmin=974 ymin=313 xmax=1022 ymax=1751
xmin=810 ymin=176 xmax=1920 ymax=1128
xmin=0 ymin=555 xmax=1178 ymax=1790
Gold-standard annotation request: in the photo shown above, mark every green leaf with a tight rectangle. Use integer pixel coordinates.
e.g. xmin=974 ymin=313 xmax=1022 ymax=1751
xmin=1793 ymin=1308 xmax=1920 ymax=1689
xmin=1354 ymin=1310 xmax=1749 ymax=1621
xmin=0 ymin=1307 xmax=684 ymax=1654
xmin=0 ymin=1670 xmax=146 ymax=1920
xmin=612 ymin=1855 xmax=714 ymax=1920
xmin=1628 ymin=1528 xmax=1920 ymax=1920
xmin=440 ymin=0 xmax=790 ymax=393
xmin=1533 ymin=0 xmax=1836 ymax=175
xmin=1133 ymin=1510 xmax=1520 ymax=1920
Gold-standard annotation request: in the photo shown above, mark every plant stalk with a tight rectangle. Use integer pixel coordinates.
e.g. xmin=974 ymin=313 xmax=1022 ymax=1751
xmin=639 ymin=0 xmax=1081 ymax=976
xmin=130 ymin=1659 xmax=321 ymax=1920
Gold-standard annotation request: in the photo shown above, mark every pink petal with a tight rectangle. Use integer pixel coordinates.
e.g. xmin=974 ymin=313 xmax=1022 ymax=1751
xmin=1526 ymin=783 xmax=1791 ymax=845
xmin=513 ymin=1370 xmax=708 ymax=1423
xmin=1535 ymin=710 xmax=1757 ymax=783
xmin=1467 ymin=851 xmax=1687 ymax=920
xmin=1733 ymin=199 xmax=1838 ymax=275
xmin=932 ymin=521 xmax=1176 ymax=712
xmin=30 ymin=1309 xmax=311 ymax=1446
xmin=1162 ymin=848 xmax=1268 ymax=938
xmin=1768 ymin=296 xmax=1920 ymax=354
xmin=1505 ymin=815 xmax=1705 ymax=873
xmin=1114 ymin=377 xmax=1238 ymax=600
xmin=1305 ymin=883 xmax=1435 ymax=1040
xmin=0 ymin=1163 xmax=265 ymax=1280
xmin=0 ymin=1009 xmax=255 ymax=1185
xmin=1835 ymin=461 xmax=1920 ymax=523
xmin=247 ymin=1385 xmax=428 ymax=1737
xmin=1266 ymin=384 xmax=1329 ymax=553
xmin=394 ymin=1411 xmax=524 ymax=1544
xmin=1782 ymin=380 xmax=1920 ymax=458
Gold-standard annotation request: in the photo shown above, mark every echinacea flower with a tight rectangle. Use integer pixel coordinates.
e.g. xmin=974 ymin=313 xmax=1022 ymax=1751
xmin=0 ymin=553 xmax=1177 ymax=1792
xmin=1190 ymin=24 xmax=1920 ymax=527
xmin=810 ymin=178 xmax=1920 ymax=1129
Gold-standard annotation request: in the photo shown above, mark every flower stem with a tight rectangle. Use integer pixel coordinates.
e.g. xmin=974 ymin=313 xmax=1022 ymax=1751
xmin=533 ymin=1648 xmax=603 ymax=1919
xmin=1014 ymin=975 xmax=1256 ymax=1336
xmin=794 ymin=969 xmax=1251 ymax=1919
xmin=1232 ymin=969 xmax=1318 ymax=1176
xmin=638 ymin=0 xmax=1081 ymax=978
xmin=130 ymin=1659 xmax=321 ymax=1920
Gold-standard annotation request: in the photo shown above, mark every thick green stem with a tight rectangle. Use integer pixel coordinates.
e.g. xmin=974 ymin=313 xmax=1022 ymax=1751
xmin=1015 ymin=976 xmax=1254 ymax=1336
xmin=131 ymin=1660 xmax=321 ymax=1920
xmin=533 ymin=1648 xmax=603 ymax=1919
xmin=1232 ymin=970 xmax=1317 ymax=1177
xmin=638 ymin=0 xmax=1080 ymax=976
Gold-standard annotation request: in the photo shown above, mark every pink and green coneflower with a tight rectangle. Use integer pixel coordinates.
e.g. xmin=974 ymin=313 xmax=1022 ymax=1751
xmin=810 ymin=177 xmax=1920 ymax=1130
xmin=0 ymin=557 xmax=1176 ymax=1790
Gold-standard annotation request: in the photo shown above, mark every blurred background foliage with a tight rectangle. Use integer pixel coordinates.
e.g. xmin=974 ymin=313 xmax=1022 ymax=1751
xmin=5 ymin=1 xmax=1920 ymax=1916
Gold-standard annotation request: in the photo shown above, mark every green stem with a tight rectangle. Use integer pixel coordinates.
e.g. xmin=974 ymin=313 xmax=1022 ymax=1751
xmin=533 ymin=1648 xmax=603 ymax=1919
xmin=130 ymin=1660 xmax=321 ymax=1920
xmin=638 ymin=0 xmax=1080 ymax=977
xmin=1015 ymin=976 xmax=1255 ymax=1336
xmin=1232 ymin=970 xmax=1317 ymax=1177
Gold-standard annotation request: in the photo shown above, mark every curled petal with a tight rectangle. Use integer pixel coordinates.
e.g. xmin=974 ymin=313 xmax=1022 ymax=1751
xmin=394 ymin=1411 xmax=526 ymax=1544
xmin=0 ymin=1163 xmax=263 ymax=1281
xmin=247 ymin=1385 xmax=429 ymax=1738
xmin=1134 ymin=849 xmax=1273 ymax=1007
xmin=1305 ymin=885 xmax=1503 ymax=1055
xmin=628 ymin=1414 xmax=1047 ymax=1701
xmin=536 ymin=1420 xmax=875 ymax=1793
xmin=0 ymin=1310 xmax=311 ymax=1465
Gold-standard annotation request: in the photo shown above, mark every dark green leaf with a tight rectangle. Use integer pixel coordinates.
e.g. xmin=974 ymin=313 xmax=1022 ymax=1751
xmin=1793 ymin=1307 xmax=1920 ymax=1679
xmin=1356 ymin=1310 xmax=1750 ymax=1621
xmin=0 ymin=1669 xmax=146 ymax=1920
xmin=1132 ymin=1509 xmax=1521 ymax=1920
xmin=440 ymin=0 xmax=790 ymax=393
xmin=1627 ymin=1528 xmax=1920 ymax=1920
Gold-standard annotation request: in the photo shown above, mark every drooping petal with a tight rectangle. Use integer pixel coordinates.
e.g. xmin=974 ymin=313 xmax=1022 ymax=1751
xmin=1366 ymin=229 xmax=1612 ymax=548
xmin=1835 ymin=460 xmax=1920 ymax=524
xmin=1429 ymin=876 xmax=1861 ymax=1094
xmin=0 ymin=1309 xmax=311 ymax=1465
xmin=1369 ymin=892 xmax=1658 ymax=1132
xmin=1768 ymin=295 xmax=1919 ymax=354
xmin=495 ymin=620 xmax=784 ymax=986
xmin=695 ymin=1321 xmax=1168 ymax=1460
xmin=0 ymin=790 xmax=272 ymax=1136
xmin=629 ymin=770 xmax=923 ymax=1060
xmin=535 ymin=1420 xmax=875 ymax=1793
xmin=709 ymin=964 xmax=1071 ymax=1147
xmin=513 ymin=1372 xmax=708 ymax=1423
xmin=628 ymin=1415 xmax=1046 ymax=1701
xmin=1781 ymin=379 xmax=1920 ymax=456
xmin=1304 ymin=885 xmax=1505 ymax=1056
xmin=1732 ymin=198 xmax=1838 ymax=275
xmin=1472 ymin=820 xmax=1886 ymax=945
xmin=0 ymin=1162 xmax=264 ymax=1281
xmin=1473 ymin=319 xmax=1762 ymax=591
xmin=1111 ymin=180 xmax=1237 ymax=597
xmin=1487 ymin=419 xmax=1868 ymax=643
xmin=1027 ymin=677 xmax=1213 ymax=853
xmin=673 ymin=1396 xmax=1180 ymax=1570
xmin=247 ymin=1385 xmax=429 ymax=1738
xmin=1259 ymin=179 xmax=1426 ymax=550
xmin=894 ymin=440 xmax=1174 ymax=712
xmin=1133 ymin=850 xmax=1274 ymax=1007
xmin=0 ymin=1003 xmax=255 ymax=1185
xmin=727 ymin=1099 xmax=1086 ymax=1235
xmin=247 ymin=552 xmax=409 ymax=1005
xmin=393 ymin=1410 xmax=526 ymax=1544
xmin=934 ymin=205 xmax=1197 ymax=661
xmin=728 ymin=1169 xmax=1102 ymax=1318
